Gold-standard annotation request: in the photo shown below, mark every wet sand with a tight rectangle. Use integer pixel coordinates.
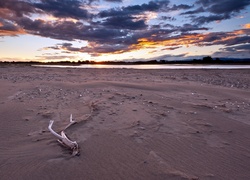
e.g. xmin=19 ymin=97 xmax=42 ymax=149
xmin=0 ymin=65 xmax=249 ymax=180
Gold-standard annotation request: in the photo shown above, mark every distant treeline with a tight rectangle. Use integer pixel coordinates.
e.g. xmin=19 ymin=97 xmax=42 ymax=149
xmin=1 ymin=56 xmax=250 ymax=65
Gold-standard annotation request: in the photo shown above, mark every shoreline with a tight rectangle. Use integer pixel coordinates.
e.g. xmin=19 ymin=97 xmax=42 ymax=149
xmin=0 ymin=65 xmax=249 ymax=179
xmin=32 ymin=64 xmax=250 ymax=70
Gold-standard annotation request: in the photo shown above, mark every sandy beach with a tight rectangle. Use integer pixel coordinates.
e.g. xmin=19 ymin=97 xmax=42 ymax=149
xmin=0 ymin=65 xmax=249 ymax=180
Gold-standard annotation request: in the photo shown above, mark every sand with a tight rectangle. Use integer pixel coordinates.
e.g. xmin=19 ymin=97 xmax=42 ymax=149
xmin=0 ymin=65 xmax=249 ymax=180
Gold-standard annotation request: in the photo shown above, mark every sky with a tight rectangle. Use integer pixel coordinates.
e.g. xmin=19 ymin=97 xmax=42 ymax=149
xmin=0 ymin=0 xmax=250 ymax=62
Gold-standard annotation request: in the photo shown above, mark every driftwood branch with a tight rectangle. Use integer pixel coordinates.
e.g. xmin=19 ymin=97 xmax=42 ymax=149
xmin=48 ymin=114 xmax=80 ymax=156
xmin=63 ymin=114 xmax=76 ymax=130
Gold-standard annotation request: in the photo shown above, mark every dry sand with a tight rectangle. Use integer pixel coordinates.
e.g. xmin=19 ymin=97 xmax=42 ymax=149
xmin=0 ymin=65 xmax=249 ymax=180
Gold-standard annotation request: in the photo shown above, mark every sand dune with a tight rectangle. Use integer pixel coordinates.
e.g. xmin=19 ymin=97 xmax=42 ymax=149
xmin=0 ymin=65 xmax=249 ymax=180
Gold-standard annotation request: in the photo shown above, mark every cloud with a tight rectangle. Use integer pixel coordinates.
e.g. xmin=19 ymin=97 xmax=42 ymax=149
xmin=89 ymin=0 xmax=122 ymax=3
xmin=193 ymin=14 xmax=231 ymax=25
xmin=159 ymin=16 xmax=176 ymax=21
xmin=0 ymin=0 xmax=41 ymax=17
xmin=15 ymin=17 xmax=87 ymax=41
xmin=105 ymin=0 xmax=123 ymax=2
xmin=202 ymin=29 xmax=250 ymax=46
xmin=153 ymin=53 xmax=188 ymax=61
xmin=178 ymin=23 xmax=209 ymax=32
xmin=196 ymin=0 xmax=250 ymax=14
xmin=181 ymin=7 xmax=204 ymax=15
xmin=0 ymin=18 xmax=26 ymax=36
xmin=124 ymin=0 xmax=170 ymax=12
xmin=169 ymin=4 xmax=193 ymax=11
xmin=101 ymin=15 xmax=147 ymax=30
xmin=244 ymin=23 xmax=250 ymax=29
xmin=34 ymin=0 xmax=91 ymax=20
xmin=45 ymin=40 xmax=134 ymax=56
xmin=223 ymin=44 xmax=250 ymax=52
xmin=213 ymin=43 xmax=250 ymax=58
xmin=98 ymin=1 xmax=166 ymax=18
xmin=41 ymin=23 xmax=250 ymax=57
xmin=97 ymin=0 xmax=175 ymax=18
xmin=0 ymin=0 xmax=250 ymax=59
xmin=14 ymin=16 xmax=129 ymax=43
xmin=0 ymin=0 xmax=196 ymax=45
xmin=216 ymin=36 xmax=250 ymax=46
xmin=126 ymin=27 xmax=250 ymax=52
xmin=98 ymin=1 xmax=192 ymax=18
xmin=193 ymin=0 xmax=250 ymax=24
xmin=36 ymin=55 xmax=74 ymax=60
xmin=162 ymin=46 xmax=181 ymax=50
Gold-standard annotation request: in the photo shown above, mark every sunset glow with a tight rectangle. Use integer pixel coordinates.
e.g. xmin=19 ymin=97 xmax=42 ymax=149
xmin=0 ymin=0 xmax=250 ymax=62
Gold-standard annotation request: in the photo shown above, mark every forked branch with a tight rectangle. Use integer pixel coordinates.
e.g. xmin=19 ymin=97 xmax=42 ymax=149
xmin=48 ymin=114 xmax=79 ymax=156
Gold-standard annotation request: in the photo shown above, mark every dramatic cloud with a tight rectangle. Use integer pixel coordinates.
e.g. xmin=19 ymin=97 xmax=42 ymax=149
xmin=193 ymin=14 xmax=231 ymax=25
xmin=213 ymin=43 xmax=250 ymax=58
xmin=127 ymin=28 xmax=250 ymax=53
xmin=45 ymin=39 xmax=134 ymax=55
xmin=34 ymin=0 xmax=91 ymax=20
xmin=222 ymin=44 xmax=250 ymax=52
xmin=16 ymin=17 xmax=88 ymax=41
xmin=0 ymin=18 xmax=26 ymax=36
xmin=98 ymin=1 xmax=168 ymax=18
xmin=98 ymin=1 xmax=192 ymax=18
xmin=43 ymin=26 xmax=250 ymax=57
xmin=0 ymin=0 xmax=250 ymax=60
xmin=196 ymin=0 xmax=250 ymax=14
xmin=101 ymin=15 xmax=147 ymax=30
xmin=169 ymin=4 xmax=193 ymax=11
xmin=0 ymin=0 xmax=41 ymax=17
xmin=192 ymin=0 xmax=250 ymax=24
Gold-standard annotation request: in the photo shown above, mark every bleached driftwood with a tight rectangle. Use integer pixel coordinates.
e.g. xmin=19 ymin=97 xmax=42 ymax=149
xmin=63 ymin=114 xmax=76 ymax=130
xmin=48 ymin=114 xmax=79 ymax=156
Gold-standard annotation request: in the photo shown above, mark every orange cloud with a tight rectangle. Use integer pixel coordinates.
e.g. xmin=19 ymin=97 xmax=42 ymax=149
xmin=131 ymin=33 xmax=206 ymax=50
xmin=0 ymin=28 xmax=26 ymax=36
xmin=43 ymin=26 xmax=250 ymax=57
xmin=243 ymin=23 xmax=250 ymax=29
xmin=129 ymin=27 xmax=250 ymax=52
xmin=0 ymin=18 xmax=26 ymax=36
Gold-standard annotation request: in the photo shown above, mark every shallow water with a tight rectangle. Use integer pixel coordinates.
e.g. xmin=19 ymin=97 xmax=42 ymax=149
xmin=33 ymin=64 xmax=250 ymax=69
